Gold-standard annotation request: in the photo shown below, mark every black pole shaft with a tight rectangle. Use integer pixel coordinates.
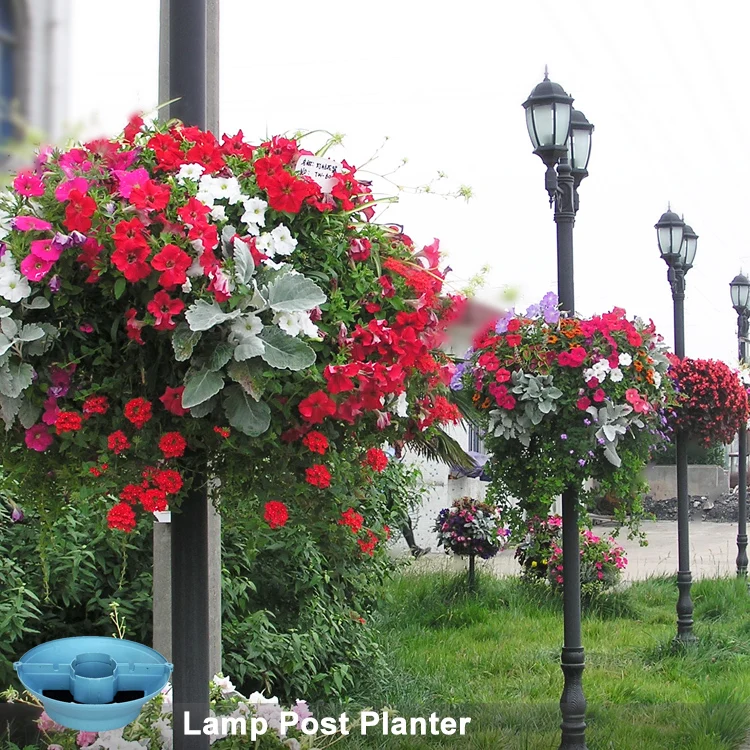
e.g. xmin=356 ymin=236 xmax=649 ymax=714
xmin=737 ymin=315 xmax=748 ymax=577
xmin=554 ymin=158 xmax=587 ymax=750
xmin=468 ymin=553 xmax=476 ymax=592
xmin=168 ymin=2 xmax=209 ymax=748
xmin=671 ymin=271 xmax=696 ymax=642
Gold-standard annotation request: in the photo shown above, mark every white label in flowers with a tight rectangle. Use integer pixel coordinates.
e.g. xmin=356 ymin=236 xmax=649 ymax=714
xmin=295 ymin=155 xmax=340 ymax=192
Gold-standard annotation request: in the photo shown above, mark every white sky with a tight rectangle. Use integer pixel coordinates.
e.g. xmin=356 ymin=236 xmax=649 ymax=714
xmin=66 ymin=0 xmax=750 ymax=364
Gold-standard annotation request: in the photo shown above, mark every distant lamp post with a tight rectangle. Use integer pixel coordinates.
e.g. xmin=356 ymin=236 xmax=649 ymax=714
xmin=524 ymin=68 xmax=593 ymax=750
xmin=730 ymin=272 xmax=750 ymax=577
xmin=656 ymin=206 xmax=698 ymax=643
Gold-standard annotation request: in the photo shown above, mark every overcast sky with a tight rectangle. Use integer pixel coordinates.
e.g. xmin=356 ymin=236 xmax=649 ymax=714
xmin=67 ymin=0 xmax=750 ymax=364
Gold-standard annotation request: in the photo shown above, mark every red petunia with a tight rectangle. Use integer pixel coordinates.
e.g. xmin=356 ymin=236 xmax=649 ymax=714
xmin=302 ymin=431 xmax=329 ymax=455
xmin=151 ymin=244 xmax=191 ymax=289
xmin=130 ymin=179 xmax=171 ymax=212
xmin=147 ymin=290 xmax=185 ymax=331
xmin=107 ymin=502 xmax=136 ymax=532
xmin=338 ymin=507 xmax=364 ymax=534
xmin=264 ymin=170 xmax=319 ymax=214
xmin=323 ymin=364 xmax=358 ymax=394
xmin=55 ymin=411 xmax=82 ymax=434
xmin=159 ymin=431 xmax=187 ymax=459
xmin=298 ymin=390 xmax=337 ymax=424
xmin=83 ymin=395 xmax=109 ymax=417
xmin=364 ymin=447 xmax=388 ymax=472
xmin=124 ymin=398 xmax=153 ymax=429
xmin=154 ymin=469 xmax=183 ymax=495
xmin=305 ymin=464 xmax=331 ymax=489
xmin=263 ymin=500 xmax=289 ymax=529
xmin=64 ymin=189 xmax=96 ymax=233
xmin=125 ymin=308 xmax=146 ymax=345
xmin=107 ymin=430 xmax=131 ymax=455
xmin=112 ymin=242 xmax=152 ymax=283
xmin=160 ymin=385 xmax=187 ymax=416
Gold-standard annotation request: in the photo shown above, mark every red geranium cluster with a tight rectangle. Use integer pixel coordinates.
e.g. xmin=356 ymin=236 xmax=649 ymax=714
xmin=106 ymin=466 xmax=184 ymax=531
xmin=263 ymin=500 xmax=289 ymax=530
xmin=669 ymin=357 xmax=749 ymax=445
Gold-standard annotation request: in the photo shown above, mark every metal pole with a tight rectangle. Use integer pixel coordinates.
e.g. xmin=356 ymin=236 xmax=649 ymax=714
xmin=554 ymin=158 xmax=587 ymax=750
xmin=670 ymin=268 xmax=696 ymax=643
xmin=737 ymin=313 xmax=748 ymax=577
xmin=167 ymin=2 xmax=210 ymax=747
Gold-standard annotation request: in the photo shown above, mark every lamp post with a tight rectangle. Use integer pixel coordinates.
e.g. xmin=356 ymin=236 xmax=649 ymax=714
xmin=730 ymin=273 xmax=750 ymax=577
xmin=524 ymin=69 xmax=593 ymax=750
xmin=655 ymin=208 xmax=698 ymax=643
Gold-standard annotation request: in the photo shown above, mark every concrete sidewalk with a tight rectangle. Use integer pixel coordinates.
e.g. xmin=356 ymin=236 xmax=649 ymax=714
xmin=406 ymin=519 xmax=743 ymax=580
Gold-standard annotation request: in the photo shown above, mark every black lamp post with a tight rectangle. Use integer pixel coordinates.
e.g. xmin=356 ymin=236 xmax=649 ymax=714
xmin=730 ymin=273 xmax=750 ymax=577
xmin=524 ymin=69 xmax=593 ymax=750
xmin=655 ymin=207 xmax=698 ymax=643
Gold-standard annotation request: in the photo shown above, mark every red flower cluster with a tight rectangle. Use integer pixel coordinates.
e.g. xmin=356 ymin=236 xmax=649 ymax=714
xmin=107 ymin=502 xmax=136 ymax=532
xmin=364 ymin=448 xmax=388 ymax=472
xmin=669 ymin=358 xmax=749 ymax=445
xmin=302 ymin=431 xmax=329 ymax=454
xmin=358 ymin=529 xmax=380 ymax=556
xmin=338 ymin=507 xmax=364 ymax=533
xmin=159 ymin=431 xmax=187 ymax=459
xmin=124 ymin=398 xmax=152 ymax=429
xmin=263 ymin=500 xmax=289 ymax=529
xmin=83 ymin=395 xmax=109 ymax=417
xmin=305 ymin=464 xmax=331 ymax=489
xmin=107 ymin=430 xmax=131 ymax=455
xmin=55 ymin=411 xmax=82 ymax=434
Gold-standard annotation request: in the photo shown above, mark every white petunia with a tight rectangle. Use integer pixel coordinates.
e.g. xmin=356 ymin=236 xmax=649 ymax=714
xmin=609 ymin=368 xmax=624 ymax=383
xmin=231 ymin=314 xmax=263 ymax=340
xmin=256 ymin=233 xmax=274 ymax=254
xmin=262 ymin=257 xmax=285 ymax=270
xmin=0 ymin=273 xmax=30 ymax=303
xmin=0 ymin=252 xmax=17 ymax=277
xmin=246 ymin=691 xmax=279 ymax=706
xmin=270 ymin=224 xmax=297 ymax=256
xmin=200 ymin=175 xmax=243 ymax=205
xmin=210 ymin=204 xmax=227 ymax=222
xmin=241 ymin=197 xmax=267 ymax=227
xmin=186 ymin=255 xmax=204 ymax=278
xmin=181 ymin=279 xmax=193 ymax=293
xmin=393 ymin=391 xmax=408 ymax=418
xmin=295 ymin=311 xmax=320 ymax=339
xmin=653 ymin=371 xmax=662 ymax=388
xmin=176 ymin=162 xmax=205 ymax=184
xmin=212 ymin=674 xmax=236 ymax=695
xmin=275 ymin=311 xmax=301 ymax=337
xmin=618 ymin=352 xmax=633 ymax=367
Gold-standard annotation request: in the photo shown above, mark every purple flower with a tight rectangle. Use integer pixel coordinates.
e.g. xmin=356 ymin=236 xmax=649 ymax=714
xmin=578 ymin=459 xmax=587 ymax=467
xmin=0 ymin=242 xmax=6 ymax=259
xmin=540 ymin=292 xmax=561 ymax=324
xmin=48 ymin=275 xmax=61 ymax=293
xmin=11 ymin=507 xmax=24 ymax=522
xmin=561 ymin=434 xmax=568 ymax=440
xmin=525 ymin=303 xmax=541 ymax=318
xmin=450 ymin=362 xmax=466 ymax=391
xmin=583 ymin=419 xmax=591 ymax=426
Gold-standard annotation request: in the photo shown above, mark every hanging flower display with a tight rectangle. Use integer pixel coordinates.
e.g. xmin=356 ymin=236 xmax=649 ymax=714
xmin=0 ymin=117 xmax=464 ymax=531
xmin=433 ymin=497 xmax=509 ymax=560
xmin=453 ymin=294 xmax=675 ymax=523
xmin=668 ymin=357 xmax=748 ymax=445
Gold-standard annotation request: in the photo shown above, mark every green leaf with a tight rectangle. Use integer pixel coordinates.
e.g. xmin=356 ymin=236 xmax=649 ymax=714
xmin=209 ymin=342 xmax=235 ymax=372
xmin=227 ymin=361 xmax=264 ymax=401
xmin=1 ymin=317 xmax=18 ymax=339
xmin=114 ymin=277 xmax=127 ymax=300
xmin=172 ymin=324 xmax=202 ymax=362
xmin=185 ymin=299 xmax=242 ymax=331
xmin=0 ymin=361 xmax=33 ymax=399
xmin=0 ymin=306 xmax=12 ymax=317
xmin=18 ymin=397 xmax=41 ymax=429
xmin=182 ymin=368 xmax=225 ymax=409
xmin=19 ymin=323 xmax=44 ymax=342
xmin=189 ymin=394 xmax=219 ymax=419
xmin=0 ymin=333 xmax=11 ymax=357
xmin=0 ymin=394 xmax=20 ymax=428
xmin=234 ymin=336 xmax=265 ymax=362
xmin=222 ymin=384 xmax=271 ymax=436
xmin=22 ymin=297 xmax=49 ymax=310
xmin=258 ymin=327 xmax=316 ymax=371
xmin=266 ymin=273 xmax=327 ymax=313
xmin=233 ymin=238 xmax=255 ymax=285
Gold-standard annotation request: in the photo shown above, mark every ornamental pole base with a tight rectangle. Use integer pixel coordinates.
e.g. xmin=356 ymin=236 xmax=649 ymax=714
xmin=675 ymin=571 xmax=697 ymax=645
xmin=736 ymin=534 xmax=748 ymax=578
xmin=559 ymin=646 xmax=587 ymax=750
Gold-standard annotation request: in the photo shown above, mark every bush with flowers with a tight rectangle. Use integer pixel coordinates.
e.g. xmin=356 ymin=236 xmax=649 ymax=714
xmin=513 ymin=514 xmax=563 ymax=580
xmin=452 ymin=293 xmax=675 ymax=528
xmin=0 ymin=117 xmax=464 ymax=533
xmin=547 ymin=529 xmax=627 ymax=595
xmin=2 ymin=675 xmax=343 ymax=749
xmin=433 ymin=497 xmax=509 ymax=560
xmin=667 ymin=357 xmax=748 ymax=446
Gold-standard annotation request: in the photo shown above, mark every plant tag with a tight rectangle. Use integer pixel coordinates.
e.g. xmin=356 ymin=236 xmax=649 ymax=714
xmin=153 ymin=511 xmax=171 ymax=523
xmin=295 ymin=155 xmax=339 ymax=192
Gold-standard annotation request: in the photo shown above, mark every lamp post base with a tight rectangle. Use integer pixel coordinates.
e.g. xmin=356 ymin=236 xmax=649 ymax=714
xmin=675 ymin=571 xmax=697 ymax=644
xmin=559 ymin=646 xmax=587 ymax=750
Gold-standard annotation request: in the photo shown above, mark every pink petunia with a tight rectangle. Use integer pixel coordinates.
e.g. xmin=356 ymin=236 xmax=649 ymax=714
xmin=12 ymin=215 xmax=52 ymax=232
xmin=55 ymin=177 xmax=89 ymax=202
xmin=113 ymin=167 xmax=149 ymax=199
xmin=20 ymin=254 xmax=54 ymax=281
xmin=42 ymin=396 xmax=60 ymax=425
xmin=25 ymin=424 xmax=54 ymax=452
xmin=13 ymin=170 xmax=45 ymax=197
xmin=30 ymin=238 xmax=63 ymax=262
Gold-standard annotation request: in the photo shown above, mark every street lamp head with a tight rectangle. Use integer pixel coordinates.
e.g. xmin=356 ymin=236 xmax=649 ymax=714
xmin=567 ymin=108 xmax=594 ymax=184
xmin=681 ymin=224 xmax=698 ymax=272
xmin=730 ymin=272 xmax=750 ymax=313
xmin=522 ymin=69 xmax=574 ymax=169
xmin=655 ymin=207 xmax=685 ymax=266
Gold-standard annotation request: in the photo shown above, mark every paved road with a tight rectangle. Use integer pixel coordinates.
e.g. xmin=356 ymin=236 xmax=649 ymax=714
xmin=408 ymin=519 xmax=744 ymax=580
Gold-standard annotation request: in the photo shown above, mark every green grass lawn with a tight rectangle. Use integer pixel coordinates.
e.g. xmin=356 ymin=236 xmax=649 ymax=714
xmin=334 ymin=572 xmax=750 ymax=750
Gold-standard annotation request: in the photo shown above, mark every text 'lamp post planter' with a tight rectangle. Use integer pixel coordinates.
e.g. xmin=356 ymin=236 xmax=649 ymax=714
xmin=655 ymin=207 xmax=699 ymax=643
xmin=730 ymin=272 xmax=750 ymax=577
xmin=523 ymin=68 xmax=594 ymax=750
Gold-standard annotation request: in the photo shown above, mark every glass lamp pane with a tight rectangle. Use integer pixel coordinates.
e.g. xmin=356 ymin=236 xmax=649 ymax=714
xmin=571 ymin=129 xmax=591 ymax=171
xmin=525 ymin=107 xmax=540 ymax=149
xmin=731 ymin=284 xmax=742 ymax=308
xmin=658 ymin=226 xmax=683 ymax=257
xmin=682 ymin=237 xmax=697 ymax=268
xmin=531 ymin=103 xmax=554 ymax=148
xmin=554 ymin=103 xmax=572 ymax=148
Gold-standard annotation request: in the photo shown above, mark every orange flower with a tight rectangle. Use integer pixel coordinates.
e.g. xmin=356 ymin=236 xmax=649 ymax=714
xmin=645 ymin=369 xmax=655 ymax=384
xmin=472 ymin=392 xmax=481 ymax=403
xmin=481 ymin=397 xmax=491 ymax=409
xmin=634 ymin=360 xmax=644 ymax=372
xmin=547 ymin=335 xmax=559 ymax=344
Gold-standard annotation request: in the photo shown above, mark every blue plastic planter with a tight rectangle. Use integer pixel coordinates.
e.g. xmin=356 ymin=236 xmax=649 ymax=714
xmin=14 ymin=637 xmax=173 ymax=731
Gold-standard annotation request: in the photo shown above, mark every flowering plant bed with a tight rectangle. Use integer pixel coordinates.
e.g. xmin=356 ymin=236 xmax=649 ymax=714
xmin=0 ymin=118 xmax=464 ymax=534
xmin=548 ymin=529 xmax=627 ymax=594
xmin=668 ymin=357 xmax=748 ymax=446
xmin=452 ymin=294 xmax=674 ymax=525
xmin=433 ymin=496 xmax=509 ymax=560
xmin=514 ymin=514 xmax=562 ymax=579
